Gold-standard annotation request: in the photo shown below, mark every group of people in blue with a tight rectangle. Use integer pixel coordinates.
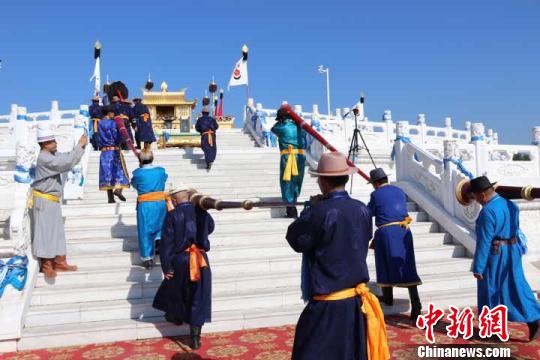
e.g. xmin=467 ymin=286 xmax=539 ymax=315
xmin=89 ymin=95 xmax=156 ymax=152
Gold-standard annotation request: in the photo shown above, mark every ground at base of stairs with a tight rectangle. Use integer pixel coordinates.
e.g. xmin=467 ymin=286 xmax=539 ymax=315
xmin=3 ymin=314 xmax=539 ymax=359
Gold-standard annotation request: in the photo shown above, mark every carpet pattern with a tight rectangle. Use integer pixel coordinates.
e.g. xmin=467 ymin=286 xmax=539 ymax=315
xmin=2 ymin=314 xmax=539 ymax=359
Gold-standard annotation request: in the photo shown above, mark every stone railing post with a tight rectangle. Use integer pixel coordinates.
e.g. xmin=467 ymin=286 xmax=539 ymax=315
xmin=417 ymin=114 xmax=426 ymax=144
xmin=471 ymin=122 xmax=487 ymax=176
xmin=384 ymin=110 xmax=394 ymax=145
xmin=532 ymin=126 xmax=540 ymax=176
xmin=465 ymin=121 xmax=471 ymax=142
xmin=9 ymin=104 xmax=18 ymax=136
xmin=50 ymin=100 xmax=61 ymax=129
xmin=444 ymin=117 xmax=452 ymax=139
xmin=442 ymin=140 xmax=459 ymax=216
xmin=394 ymin=121 xmax=410 ymax=180
xmin=486 ymin=128 xmax=494 ymax=144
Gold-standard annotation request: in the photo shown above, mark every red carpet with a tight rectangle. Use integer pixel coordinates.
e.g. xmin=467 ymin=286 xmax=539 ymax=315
xmin=2 ymin=314 xmax=539 ymax=359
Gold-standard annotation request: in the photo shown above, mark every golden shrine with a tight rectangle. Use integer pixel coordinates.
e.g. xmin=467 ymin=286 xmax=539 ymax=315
xmin=143 ymin=81 xmax=235 ymax=148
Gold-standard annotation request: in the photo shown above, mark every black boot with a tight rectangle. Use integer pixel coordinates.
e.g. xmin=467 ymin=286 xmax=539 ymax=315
xmin=143 ymin=259 xmax=153 ymax=270
xmin=377 ymin=287 xmax=394 ymax=306
xmin=107 ymin=190 xmax=115 ymax=204
xmin=190 ymin=325 xmax=202 ymax=350
xmin=286 ymin=206 xmax=298 ymax=219
xmin=114 ymin=190 xmax=127 ymax=202
xmin=528 ymin=320 xmax=539 ymax=342
xmin=408 ymin=285 xmax=422 ymax=322
xmin=206 ymin=162 xmax=212 ymax=170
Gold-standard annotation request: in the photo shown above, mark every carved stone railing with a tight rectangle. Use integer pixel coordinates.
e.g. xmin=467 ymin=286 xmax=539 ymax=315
xmin=244 ymin=98 xmax=495 ymax=171
xmin=0 ymin=101 xmax=90 ymax=350
xmin=393 ymin=121 xmax=540 ymax=291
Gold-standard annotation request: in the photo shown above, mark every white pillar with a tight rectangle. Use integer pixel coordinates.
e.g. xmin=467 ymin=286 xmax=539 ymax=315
xmin=465 ymin=121 xmax=471 ymax=142
xmin=442 ymin=140 xmax=459 ymax=216
xmin=247 ymin=98 xmax=255 ymax=108
xmin=417 ymin=114 xmax=426 ymax=144
xmin=294 ymin=105 xmax=302 ymax=115
xmin=255 ymin=103 xmax=263 ymax=111
xmin=444 ymin=116 xmax=452 ymax=139
xmin=50 ymin=100 xmax=61 ymax=129
xmin=470 ymin=122 xmax=487 ymax=177
xmin=394 ymin=121 xmax=410 ymax=181
xmin=384 ymin=110 xmax=394 ymax=144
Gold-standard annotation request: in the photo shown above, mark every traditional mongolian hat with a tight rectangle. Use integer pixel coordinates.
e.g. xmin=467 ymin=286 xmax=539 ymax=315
xmin=37 ymin=123 xmax=55 ymax=143
xmin=91 ymin=96 xmax=100 ymax=102
xmin=112 ymin=96 xmax=120 ymax=102
xmin=309 ymin=152 xmax=356 ymax=177
xmin=169 ymin=183 xmax=189 ymax=196
xmin=468 ymin=176 xmax=497 ymax=193
xmin=202 ymin=106 xmax=210 ymax=114
xmin=275 ymin=107 xmax=291 ymax=121
xmin=133 ymin=97 xmax=142 ymax=102
xmin=368 ymin=168 xmax=390 ymax=183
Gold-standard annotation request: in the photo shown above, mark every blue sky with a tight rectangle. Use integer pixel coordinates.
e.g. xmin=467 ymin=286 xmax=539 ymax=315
xmin=0 ymin=0 xmax=539 ymax=144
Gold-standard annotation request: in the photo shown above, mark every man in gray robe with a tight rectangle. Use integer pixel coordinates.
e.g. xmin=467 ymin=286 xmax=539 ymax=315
xmin=31 ymin=125 xmax=87 ymax=278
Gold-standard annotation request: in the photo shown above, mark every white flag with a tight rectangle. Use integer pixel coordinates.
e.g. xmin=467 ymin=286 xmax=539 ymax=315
xmin=228 ymin=57 xmax=248 ymax=89
xmin=90 ymin=57 xmax=101 ymax=96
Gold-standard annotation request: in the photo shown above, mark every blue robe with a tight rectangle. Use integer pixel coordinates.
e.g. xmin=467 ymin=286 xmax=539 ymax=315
xmin=97 ymin=118 xmax=130 ymax=190
xmin=472 ymin=194 xmax=540 ymax=323
xmin=195 ymin=115 xmax=219 ymax=165
xmin=89 ymin=103 xmax=102 ymax=148
xmin=131 ymin=165 xmax=168 ymax=261
xmin=271 ymin=120 xmax=307 ymax=203
xmin=120 ymin=103 xmax=135 ymax=142
xmin=286 ymin=191 xmax=371 ymax=360
xmin=368 ymin=184 xmax=422 ymax=287
xmin=133 ymin=103 xmax=156 ymax=143
xmin=153 ymin=203 xmax=214 ymax=327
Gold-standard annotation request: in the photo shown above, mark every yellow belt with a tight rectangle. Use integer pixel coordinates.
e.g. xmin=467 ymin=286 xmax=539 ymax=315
xmin=137 ymin=191 xmax=174 ymax=212
xmin=202 ymin=130 xmax=215 ymax=147
xmin=92 ymin=118 xmax=101 ymax=133
xmin=378 ymin=216 xmax=413 ymax=230
xmin=313 ymin=283 xmax=390 ymax=360
xmin=280 ymin=145 xmax=305 ymax=182
xmin=28 ymin=190 xmax=60 ymax=209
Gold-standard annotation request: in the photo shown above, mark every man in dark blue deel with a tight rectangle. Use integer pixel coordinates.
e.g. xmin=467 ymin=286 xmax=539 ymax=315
xmin=133 ymin=98 xmax=156 ymax=150
xmin=195 ymin=106 xmax=219 ymax=170
xmin=368 ymin=167 xmax=422 ymax=322
xmin=286 ymin=152 xmax=389 ymax=360
xmin=89 ymin=96 xmax=102 ymax=150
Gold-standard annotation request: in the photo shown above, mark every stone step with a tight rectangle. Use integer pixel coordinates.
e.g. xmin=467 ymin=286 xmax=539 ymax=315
xmin=65 ymin=230 xmax=452 ymax=257
xmin=64 ymin=207 xmax=425 ymax=228
xmin=26 ymin=273 xmax=476 ymax=327
xmin=21 ymin=283 xmax=479 ymax=351
xmin=63 ymin=218 xmax=439 ymax=243
xmin=35 ymin=250 xmax=469 ymax=289
xmin=36 ymin=244 xmax=470 ymax=287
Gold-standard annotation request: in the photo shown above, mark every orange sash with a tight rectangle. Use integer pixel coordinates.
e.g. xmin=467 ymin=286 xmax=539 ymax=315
xmin=185 ymin=244 xmax=208 ymax=282
xmin=92 ymin=118 xmax=101 ymax=133
xmin=142 ymin=113 xmax=150 ymax=122
xmin=137 ymin=191 xmax=174 ymax=211
xmin=202 ymin=130 xmax=215 ymax=147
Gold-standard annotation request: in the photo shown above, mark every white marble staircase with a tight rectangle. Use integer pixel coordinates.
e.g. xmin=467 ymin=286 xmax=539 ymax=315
xmin=18 ymin=129 xmax=477 ymax=350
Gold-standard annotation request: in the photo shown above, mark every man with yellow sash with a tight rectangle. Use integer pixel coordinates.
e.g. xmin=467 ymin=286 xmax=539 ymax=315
xmin=286 ymin=152 xmax=389 ymax=360
xmin=271 ymin=107 xmax=306 ymax=218
xmin=368 ymin=168 xmax=422 ymax=322
xmin=133 ymin=98 xmax=156 ymax=150
xmin=153 ymin=185 xmax=214 ymax=350
xmin=195 ymin=106 xmax=219 ymax=170
xmin=131 ymin=150 xmax=168 ymax=269
xmin=31 ymin=123 xmax=87 ymax=278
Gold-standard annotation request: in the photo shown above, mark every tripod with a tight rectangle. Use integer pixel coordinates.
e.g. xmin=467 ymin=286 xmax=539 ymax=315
xmin=347 ymin=109 xmax=377 ymax=193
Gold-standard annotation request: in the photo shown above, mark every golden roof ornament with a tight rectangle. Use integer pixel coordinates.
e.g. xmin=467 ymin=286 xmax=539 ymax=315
xmin=95 ymin=40 xmax=102 ymax=50
xmin=160 ymin=81 xmax=168 ymax=93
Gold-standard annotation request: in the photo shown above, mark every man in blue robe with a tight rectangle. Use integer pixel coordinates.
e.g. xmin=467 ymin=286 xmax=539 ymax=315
xmin=97 ymin=106 xmax=136 ymax=203
xmin=470 ymin=176 xmax=540 ymax=341
xmin=286 ymin=152 xmax=389 ymax=360
xmin=131 ymin=150 xmax=168 ymax=269
xmin=120 ymin=99 xmax=135 ymax=144
xmin=195 ymin=107 xmax=219 ymax=170
xmin=133 ymin=98 xmax=156 ymax=150
xmin=89 ymin=96 xmax=102 ymax=150
xmin=271 ymin=108 xmax=307 ymax=218
xmin=153 ymin=186 xmax=214 ymax=350
xmin=368 ymin=168 xmax=422 ymax=321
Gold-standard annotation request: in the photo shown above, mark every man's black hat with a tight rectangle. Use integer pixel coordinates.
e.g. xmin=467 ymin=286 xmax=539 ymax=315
xmin=469 ymin=176 xmax=497 ymax=193
xmin=275 ymin=107 xmax=291 ymax=121
xmin=101 ymin=105 xmax=115 ymax=116
xmin=368 ymin=168 xmax=388 ymax=183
